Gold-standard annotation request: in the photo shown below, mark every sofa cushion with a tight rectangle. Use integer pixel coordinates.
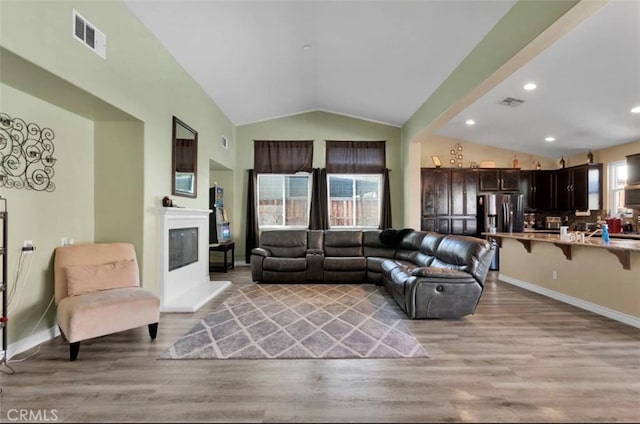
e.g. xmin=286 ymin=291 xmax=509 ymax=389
xmin=363 ymin=230 xmax=396 ymax=259
xmin=420 ymin=232 xmax=446 ymax=256
xmin=260 ymin=230 xmax=308 ymax=257
xmin=324 ymin=256 xmax=366 ymax=271
xmin=324 ymin=230 xmax=363 ymax=257
xmin=394 ymin=231 xmax=429 ymax=264
xmin=66 ymin=259 xmax=138 ymax=296
xmin=410 ymin=267 xmax=477 ymax=283
xmin=263 ymin=257 xmax=307 ymax=272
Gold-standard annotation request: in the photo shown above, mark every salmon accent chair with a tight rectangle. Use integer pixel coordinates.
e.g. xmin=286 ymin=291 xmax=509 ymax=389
xmin=54 ymin=243 xmax=160 ymax=361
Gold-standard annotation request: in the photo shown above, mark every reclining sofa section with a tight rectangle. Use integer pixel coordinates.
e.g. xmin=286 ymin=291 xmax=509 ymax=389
xmin=250 ymin=229 xmax=495 ymax=319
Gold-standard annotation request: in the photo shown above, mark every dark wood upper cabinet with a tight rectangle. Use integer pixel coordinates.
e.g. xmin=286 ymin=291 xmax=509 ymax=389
xmin=421 ymin=168 xmax=450 ymax=217
xmin=421 ymin=168 xmax=477 ymax=235
xmin=532 ymin=171 xmax=553 ymax=210
xmin=627 ymin=154 xmax=640 ymax=185
xmin=451 ymin=169 xmax=477 ymax=216
xmin=520 ymin=170 xmax=554 ymax=211
xmin=554 ymin=168 xmax=572 ymax=210
xmin=553 ymin=164 xmax=602 ymax=210
xmin=519 ymin=171 xmax=532 ymax=211
xmin=478 ymin=169 xmax=520 ymax=191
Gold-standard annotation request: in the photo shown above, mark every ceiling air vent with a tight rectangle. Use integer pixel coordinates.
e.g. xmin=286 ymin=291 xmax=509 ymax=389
xmin=73 ymin=10 xmax=106 ymax=59
xmin=498 ymin=97 xmax=525 ymax=107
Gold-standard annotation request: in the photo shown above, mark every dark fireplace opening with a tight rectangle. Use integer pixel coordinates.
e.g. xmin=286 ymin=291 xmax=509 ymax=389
xmin=169 ymin=227 xmax=198 ymax=271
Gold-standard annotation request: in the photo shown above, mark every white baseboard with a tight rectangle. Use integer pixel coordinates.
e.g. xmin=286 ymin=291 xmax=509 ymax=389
xmin=7 ymin=325 xmax=60 ymax=360
xmin=499 ymin=274 xmax=640 ymax=328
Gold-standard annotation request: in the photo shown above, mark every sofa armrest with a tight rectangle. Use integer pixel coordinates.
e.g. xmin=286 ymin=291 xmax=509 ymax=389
xmin=306 ymin=248 xmax=324 ymax=256
xmin=410 ymin=267 xmax=475 ymax=283
xmin=251 ymin=247 xmax=271 ymax=258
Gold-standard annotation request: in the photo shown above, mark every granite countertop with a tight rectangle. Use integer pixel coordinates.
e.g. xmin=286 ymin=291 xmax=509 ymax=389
xmin=484 ymin=232 xmax=640 ymax=252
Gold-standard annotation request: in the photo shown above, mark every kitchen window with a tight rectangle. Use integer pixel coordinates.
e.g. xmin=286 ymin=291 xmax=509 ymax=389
xmin=609 ymin=160 xmax=632 ymax=217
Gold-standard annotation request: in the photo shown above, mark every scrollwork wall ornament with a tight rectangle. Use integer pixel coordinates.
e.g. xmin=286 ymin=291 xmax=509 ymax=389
xmin=0 ymin=112 xmax=56 ymax=192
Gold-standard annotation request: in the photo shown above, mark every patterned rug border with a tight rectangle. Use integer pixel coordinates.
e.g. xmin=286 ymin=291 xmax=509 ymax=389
xmin=160 ymin=284 xmax=429 ymax=360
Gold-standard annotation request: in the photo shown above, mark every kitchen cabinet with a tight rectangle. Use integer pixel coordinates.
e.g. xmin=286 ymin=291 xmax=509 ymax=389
xmin=626 ymin=154 xmax=640 ymax=185
xmin=478 ymin=169 xmax=519 ymax=192
xmin=421 ymin=168 xmax=478 ymax=235
xmin=420 ymin=168 xmax=450 ymax=217
xmin=450 ymin=169 xmax=478 ymax=216
xmin=553 ymin=163 xmax=602 ymax=210
xmin=532 ymin=170 xmax=554 ymax=210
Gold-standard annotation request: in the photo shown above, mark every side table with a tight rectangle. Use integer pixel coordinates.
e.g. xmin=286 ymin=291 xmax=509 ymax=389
xmin=209 ymin=241 xmax=235 ymax=273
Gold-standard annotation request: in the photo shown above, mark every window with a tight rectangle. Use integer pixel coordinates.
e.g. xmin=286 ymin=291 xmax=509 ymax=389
xmin=257 ymin=174 xmax=311 ymax=227
xmin=328 ymin=174 xmax=381 ymax=228
xmin=609 ymin=160 xmax=632 ymax=216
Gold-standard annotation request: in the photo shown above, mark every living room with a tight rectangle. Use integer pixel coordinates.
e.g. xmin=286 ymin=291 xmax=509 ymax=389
xmin=1 ymin=0 xmax=639 ymax=422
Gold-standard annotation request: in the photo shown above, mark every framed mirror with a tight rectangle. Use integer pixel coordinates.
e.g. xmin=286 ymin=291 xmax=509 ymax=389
xmin=172 ymin=116 xmax=198 ymax=198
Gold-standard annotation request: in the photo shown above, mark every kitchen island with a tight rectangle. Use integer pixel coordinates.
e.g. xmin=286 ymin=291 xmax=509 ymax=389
xmin=484 ymin=232 xmax=640 ymax=327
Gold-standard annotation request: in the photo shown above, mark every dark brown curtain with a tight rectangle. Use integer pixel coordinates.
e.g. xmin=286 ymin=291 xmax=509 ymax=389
xmin=380 ymin=168 xmax=392 ymax=229
xmin=254 ymin=140 xmax=313 ymax=173
xmin=309 ymin=168 xmax=328 ymax=230
xmin=175 ymin=139 xmax=195 ymax=172
xmin=325 ymin=140 xmax=386 ymax=173
xmin=245 ymin=169 xmax=258 ymax=263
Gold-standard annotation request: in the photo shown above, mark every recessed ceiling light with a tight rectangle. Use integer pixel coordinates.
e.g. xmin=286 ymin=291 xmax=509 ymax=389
xmin=631 ymin=106 xmax=640 ymax=114
xmin=545 ymin=136 xmax=556 ymax=142
xmin=465 ymin=119 xmax=475 ymax=126
xmin=523 ymin=82 xmax=537 ymax=91
xmin=302 ymin=44 xmax=312 ymax=50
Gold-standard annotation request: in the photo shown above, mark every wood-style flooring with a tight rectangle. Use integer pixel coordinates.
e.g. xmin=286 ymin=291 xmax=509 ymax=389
xmin=1 ymin=268 xmax=638 ymax=423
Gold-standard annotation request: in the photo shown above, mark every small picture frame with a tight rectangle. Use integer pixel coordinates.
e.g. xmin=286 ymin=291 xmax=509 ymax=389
xmin=431 ymin=156 xmax=442 ymax=168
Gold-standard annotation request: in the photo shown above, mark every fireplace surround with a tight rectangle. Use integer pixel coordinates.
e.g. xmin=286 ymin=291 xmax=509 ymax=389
xmin=157 ymin=207 xmax=230 ymax=312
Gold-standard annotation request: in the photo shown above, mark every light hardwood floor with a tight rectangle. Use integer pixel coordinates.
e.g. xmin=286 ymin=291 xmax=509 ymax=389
xmin=1 ymin=268 xmax=638 ymax=423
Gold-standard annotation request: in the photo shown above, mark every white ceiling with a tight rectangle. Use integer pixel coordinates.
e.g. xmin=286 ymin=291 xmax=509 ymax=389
xmin=125 ymin=0 xmax=640 ymax=158
xmin=437 ymin=0 xmax=640 ymax=158
xmin=124 ymin=0 xmax=516 ymax=127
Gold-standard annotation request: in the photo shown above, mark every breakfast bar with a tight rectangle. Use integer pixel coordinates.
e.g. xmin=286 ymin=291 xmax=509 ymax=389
xmin=484 ymin=232 xmax=640 ymax=327
xmin=486 ymin=232 xmax=640 ymax=270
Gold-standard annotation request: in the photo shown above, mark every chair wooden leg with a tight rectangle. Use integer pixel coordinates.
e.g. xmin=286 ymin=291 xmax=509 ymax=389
xmin=148 ymin=322 xmax=158 ymax=340
xmin=69 ymin=342 xmax=80 ymax=361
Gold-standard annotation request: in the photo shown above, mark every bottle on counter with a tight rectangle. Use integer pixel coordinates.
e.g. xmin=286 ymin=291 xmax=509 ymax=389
xmin=601 ymin=223 xmax=610 ymax=244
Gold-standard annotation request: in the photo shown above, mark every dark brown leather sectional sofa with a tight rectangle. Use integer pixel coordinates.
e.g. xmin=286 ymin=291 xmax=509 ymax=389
xmin=250 ymin=229 xmax=495 ymax=318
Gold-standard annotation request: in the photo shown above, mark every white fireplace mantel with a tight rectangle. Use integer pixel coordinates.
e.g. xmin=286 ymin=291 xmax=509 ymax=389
xmin=156 ymin=207 xmax=230 ymax=312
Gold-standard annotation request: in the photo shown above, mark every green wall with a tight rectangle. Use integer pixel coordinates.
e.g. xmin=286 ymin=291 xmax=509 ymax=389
xmin=0 ymin=84 xmax=95 ymax=345
xmin=234 ymin=111 xmax=402 ymax=260
xmin=94 ymin=121 xmax=144 ymax=260
xmin=0 ymin=0 xmax=236 ymax=350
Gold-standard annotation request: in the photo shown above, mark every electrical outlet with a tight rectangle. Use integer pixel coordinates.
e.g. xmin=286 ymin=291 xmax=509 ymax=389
xmin=61 ymin=237 xmax=68 ymax=246
xmin=552 ymin=270 xmax=558 ymax=280
xmin=22 ymin=240 xmax=35 ymax=253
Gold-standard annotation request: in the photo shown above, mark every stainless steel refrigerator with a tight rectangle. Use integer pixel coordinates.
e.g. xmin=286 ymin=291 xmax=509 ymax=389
xmin=477 ymin=193 xmax=524 ymax=270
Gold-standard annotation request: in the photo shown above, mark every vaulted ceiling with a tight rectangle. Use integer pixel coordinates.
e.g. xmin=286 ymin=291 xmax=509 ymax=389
xmin=125 ymin=0 xmax=640 ymax=158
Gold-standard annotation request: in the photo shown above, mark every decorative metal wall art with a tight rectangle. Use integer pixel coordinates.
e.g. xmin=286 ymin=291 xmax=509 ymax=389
xmin=449 ymin=143 xmax=463 ymax=167
xmin=0 ymin=113 xmax=57 ymax=192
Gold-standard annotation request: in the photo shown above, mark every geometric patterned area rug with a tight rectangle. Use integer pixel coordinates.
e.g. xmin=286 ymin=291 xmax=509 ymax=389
xmin=160 ymin=284 xmax=428 ymax=359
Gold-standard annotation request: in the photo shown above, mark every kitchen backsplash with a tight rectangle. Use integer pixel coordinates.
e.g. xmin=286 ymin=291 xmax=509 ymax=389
xmin=533 ymin=209 xmax=639 ymax=232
